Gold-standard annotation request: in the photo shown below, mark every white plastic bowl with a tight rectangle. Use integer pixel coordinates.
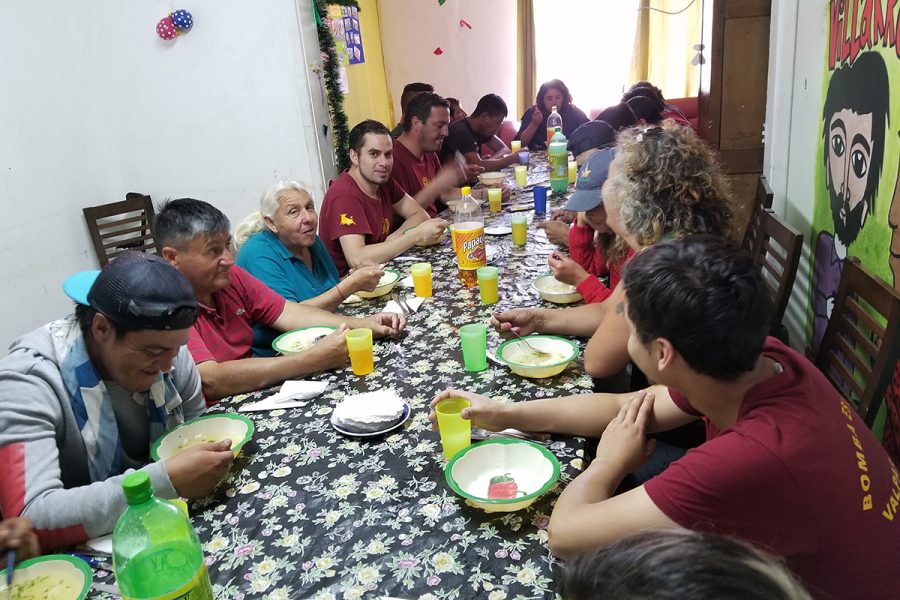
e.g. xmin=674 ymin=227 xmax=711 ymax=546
xmin=532 ymin=274 xmax=583 ymax=304
xmin=355 ymin=268 xmax=402 ymax=298
xmin=272 ymin=326 xmax=337 ymax=355
xmin=445 ymin=439 xmax=560 ymax=512
xmin=151 ymin=414 xmax=254 ymax=461
xmin=496 ymin=335 xmax=580 ymax=378
xmin=0 ymin=554 xmax=93 ymax=600
xmin=477 ymin=171 xmax=506 ymax=188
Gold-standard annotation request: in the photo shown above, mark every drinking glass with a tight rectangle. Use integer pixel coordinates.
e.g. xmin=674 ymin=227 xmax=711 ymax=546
xmin=476 ymin=266 xmax=499 ymax=304
xmin=345 ymin=328 xmax=374 ymax=376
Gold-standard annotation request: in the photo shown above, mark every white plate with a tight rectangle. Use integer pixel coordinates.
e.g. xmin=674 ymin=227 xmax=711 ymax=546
xmin=331 ymin=403 xmax=410 ymax=437
xmin=484 ymin=225 xmax=512 ymax=235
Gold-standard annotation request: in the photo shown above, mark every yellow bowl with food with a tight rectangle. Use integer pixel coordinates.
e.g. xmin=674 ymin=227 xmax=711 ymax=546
xmin=496 ymin=335 xmax=580 ymax=379
xmin=445 ymin=439 xmax=560 ymax=512
xmin=151 ymin=414 xmax=254 ymax=461
xmin=532 ymin=274 xmax=583 ymax=304
xmin=477 ymin=171 xmax=506 ymax=188
xmin=355 ymin=268 xmax=402 ymax=298
xmin=0 ymin=554 xmax=93 ymax=600
xmin=272 ymin=326 xmax=337 ymax=355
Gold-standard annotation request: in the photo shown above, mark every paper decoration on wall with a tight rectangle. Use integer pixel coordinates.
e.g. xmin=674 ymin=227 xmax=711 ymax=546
xmin=459 ymin=19 xmax=471 ymax=29
xmin=340 ymin=6 xmax=365 ymax=64
xmin=434 ymin=47 xmax=443 ymax=55
xmin=157 ymin=9 xmax=194 ymax=41
xmin=439 ymin=0 xmax=448 ymax=5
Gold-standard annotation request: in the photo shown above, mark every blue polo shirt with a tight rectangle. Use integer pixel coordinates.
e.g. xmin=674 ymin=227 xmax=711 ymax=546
xmin=236 ymin=230 xmax=340 ymax=356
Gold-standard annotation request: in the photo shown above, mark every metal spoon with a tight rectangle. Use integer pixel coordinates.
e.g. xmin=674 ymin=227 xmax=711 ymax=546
xmin=508 ymin=330 xmax=551 ymax=359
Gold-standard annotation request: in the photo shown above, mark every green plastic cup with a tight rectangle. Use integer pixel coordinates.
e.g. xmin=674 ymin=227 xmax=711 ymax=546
xmin=435 ymin=397 xmax=471 ymax=460
xmin=459 ymin=323 xmax=487 ymax=372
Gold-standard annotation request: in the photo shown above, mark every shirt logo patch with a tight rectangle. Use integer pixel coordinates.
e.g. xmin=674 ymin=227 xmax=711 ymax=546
xmin=236 ymin=308 xmax=245 ymax=316
xmin=340 ymin=213 xmax=356 ymax=226
xmin=422 ymin=176 xmax=431 ymax=186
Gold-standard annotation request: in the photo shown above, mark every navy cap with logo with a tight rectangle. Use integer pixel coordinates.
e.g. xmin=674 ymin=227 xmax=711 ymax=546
xmin=63 ymin=251 xmax=200 ymax=330
xmin=563 ymin=147 xmax=615 ymax=213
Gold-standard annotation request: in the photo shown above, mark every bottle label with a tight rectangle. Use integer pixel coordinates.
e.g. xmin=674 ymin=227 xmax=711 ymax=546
xmin=454 ymin=226 xmax=486 ymax=270
xmin=122 ymin=563 xmax=213 ymax=600
xmin=550 ymin=152 xmax=568 ymax=178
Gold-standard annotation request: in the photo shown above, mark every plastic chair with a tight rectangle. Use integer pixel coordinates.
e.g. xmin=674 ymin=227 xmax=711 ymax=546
xmin=83 ymin=193 xmax=159 ymax=266
xmin=814 ymin=257 xmax=900 ymax=426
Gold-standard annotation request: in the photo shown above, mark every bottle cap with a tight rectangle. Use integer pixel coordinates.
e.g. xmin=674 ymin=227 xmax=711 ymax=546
xmin=122 ymin=471 xmax=153 ymax=505
xmin=552 ymin=106 xmax=557 ymax=111
xmin=555 ymin=127 xmax=561 ymax=132
xmin=461 ymin=186 xmax=471 ymax=196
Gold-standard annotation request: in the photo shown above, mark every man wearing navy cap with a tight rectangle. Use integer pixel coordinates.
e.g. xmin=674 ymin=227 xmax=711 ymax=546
xmin=496 ymin=149 xmax=633 ymax=329
xmin=0 ymin=252 xmax=233 ymax=550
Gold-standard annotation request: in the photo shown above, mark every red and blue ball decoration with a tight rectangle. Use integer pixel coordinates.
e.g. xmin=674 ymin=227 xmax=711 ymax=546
xmin=156 ymin=9 xmax=193 ymax=41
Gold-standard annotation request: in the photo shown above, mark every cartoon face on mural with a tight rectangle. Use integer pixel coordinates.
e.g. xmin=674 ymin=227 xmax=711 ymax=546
xmin=811 ymin=51 xmax=890 ymax=353
xmin=821 ymin=51 xmax=889 ymax=248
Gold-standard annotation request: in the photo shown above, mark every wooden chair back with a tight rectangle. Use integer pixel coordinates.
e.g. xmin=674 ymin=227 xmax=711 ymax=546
xmin=82 ymin=193 xmax=159 ymax=266
xmin=742 ymin=175 xmax=774 ymax=254
xmin=814 ymin=257 xmax=900 ymax=425
xmin=755 ymin=209 xmax=803 ymax=327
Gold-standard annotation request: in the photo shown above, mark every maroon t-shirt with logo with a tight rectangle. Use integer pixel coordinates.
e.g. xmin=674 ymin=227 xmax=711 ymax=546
xmin=318 ymin=171 xmax=406 ymax=275
xmin=390 ymin=138 xmax=442 ymax=217
xmin=644 ymin=337 xmax=900 ymax=599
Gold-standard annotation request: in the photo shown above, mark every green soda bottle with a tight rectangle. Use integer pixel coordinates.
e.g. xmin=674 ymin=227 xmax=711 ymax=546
xmin=548 ymin=127 xmax=569 ymax=194
xmin=113 ymin=472 xmax=213 ymax=600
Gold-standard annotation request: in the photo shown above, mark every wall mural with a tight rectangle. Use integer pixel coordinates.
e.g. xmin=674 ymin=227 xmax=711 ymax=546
xmin=811 ymin=1 xmax=900 ymax=460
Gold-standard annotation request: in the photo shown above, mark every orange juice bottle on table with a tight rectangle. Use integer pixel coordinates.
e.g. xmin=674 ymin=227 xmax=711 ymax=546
xmin=454 ymin=186 xmax=486 ymax=288
xmin=546 ymin=106 xmax=562 ymax=145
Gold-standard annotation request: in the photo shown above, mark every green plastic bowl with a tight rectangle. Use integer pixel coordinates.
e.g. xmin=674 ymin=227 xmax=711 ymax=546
xmin=151 ymin=413 xmax=254 ymax=461
xmin=496 ymin=335 xmax=580 ymax=378
xmin=445 ymin=439 xmax=560 ymax=512
xmin=355 ymin=268 xmax=402 ymax=298
xmin=0 ymin=554 xmax=93 ymax=600
xmin=272 ymin=326 xmax=337 ymax=355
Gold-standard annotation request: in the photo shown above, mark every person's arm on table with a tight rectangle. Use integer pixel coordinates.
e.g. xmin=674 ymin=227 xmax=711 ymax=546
xmin=0 ymin=376 xmax=231 ymax=549
xmin=300 ymin=265 xmax=384 ymax=312
xmin=583 ymin=285 xmax=632 ymax=378
xmin=409 ymin=164 xmax=464 ymax=212
xmin=491 ymin=302 xmax=606 ymax=337
xmin=548 ymin=392 xmax=683 ymax=559
xmin=461 ymin=149 xmax=519 ymax=172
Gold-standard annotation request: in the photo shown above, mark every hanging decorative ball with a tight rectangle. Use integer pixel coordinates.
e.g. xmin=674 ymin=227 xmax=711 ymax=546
xmin=156 ymin=16 xmax=177 ymax=40
xmin=171 ymin=9 xmax=194 ymax=31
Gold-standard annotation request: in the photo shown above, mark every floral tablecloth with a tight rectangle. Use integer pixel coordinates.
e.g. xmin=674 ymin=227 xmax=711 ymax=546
xmin=92 ymin=159 xmax=590 ymax=600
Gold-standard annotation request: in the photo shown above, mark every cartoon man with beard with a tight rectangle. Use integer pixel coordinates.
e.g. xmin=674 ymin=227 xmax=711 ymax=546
xmin=811 ymin=51 xmax=889 ymax=352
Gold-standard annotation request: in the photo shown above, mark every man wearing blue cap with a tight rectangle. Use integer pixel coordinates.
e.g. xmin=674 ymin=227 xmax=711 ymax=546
xmin=494 ymin=149 xmax=632 ymax=329
xmin=0 ymin=252 xmax=233 ymax=550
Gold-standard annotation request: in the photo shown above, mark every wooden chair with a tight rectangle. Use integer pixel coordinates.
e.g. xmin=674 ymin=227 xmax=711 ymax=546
xmin=814 ymin=257 xmax=900 ymax=426
xmin=83 ymin=193 xmax=159 ymax=266
xmin=755 ymin=209 xmax=803 ymax=328
xmin=742 ymin=175 xmax=774 ymax=254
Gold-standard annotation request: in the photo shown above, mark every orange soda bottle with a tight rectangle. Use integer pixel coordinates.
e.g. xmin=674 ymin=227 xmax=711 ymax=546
xmin=454 ymin=186 xmax=486 ymax=287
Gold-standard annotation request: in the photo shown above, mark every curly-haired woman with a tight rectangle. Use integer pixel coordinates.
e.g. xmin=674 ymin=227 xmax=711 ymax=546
xmin=493 ymin=121 xmax=736 ymax=378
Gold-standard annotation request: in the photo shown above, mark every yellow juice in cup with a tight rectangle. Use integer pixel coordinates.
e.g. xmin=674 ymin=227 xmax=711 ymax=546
xmin=568 ymin=160 xmax=577 ymax=184
xmin=510 ymin=140 xmax=521 ymax=152
xmin=436 ymin=397 xmax=471 ymax=460
xmin=488 ymin=188 xmax=502 ymax=212
xmin=348 ymin=347 xmax=374 ymax=375
xmin=479 ymin=277 xmax=498 ymax=304
xmin=514 ymin=165 xmax=527 ymax=188
xmin=511 ymin=217 xmax=527 ymax=246
xmin=410 ymin=263 xmax=432 ymax=297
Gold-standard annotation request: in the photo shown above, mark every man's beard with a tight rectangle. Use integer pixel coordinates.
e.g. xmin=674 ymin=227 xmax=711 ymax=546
xmin=829 ymin=184 xmax=867 ymax=246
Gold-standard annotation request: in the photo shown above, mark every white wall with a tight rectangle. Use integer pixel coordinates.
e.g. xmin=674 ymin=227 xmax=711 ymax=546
xmin=377 ymin=0 xmax=517 ymax=125
xmin=763 ymin=0 xmax=828 ymax=348
xmin=0 ymin=0 xmax=333 ymax=347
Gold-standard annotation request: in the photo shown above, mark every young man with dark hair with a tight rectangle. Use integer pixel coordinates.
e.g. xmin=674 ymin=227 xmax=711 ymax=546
xmin=0 ymin=252 xmax=233 ymax=549
xmin=390 ymin=82 xmax=434 ymax=138
xmin=156 ymin=198 xmax=405 ymax=402
xmin=439 ymin=93 xmax=520 ymax=172
xmin=319 ymin=119 xmax=448 ymax=273
xmin=392 ymin=92 xmax=488 ymax=216
xmin=433 ymin=236 xmax=900 ymax=599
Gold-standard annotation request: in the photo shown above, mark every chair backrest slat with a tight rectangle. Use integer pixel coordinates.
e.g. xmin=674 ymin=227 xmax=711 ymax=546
xmin=754 ymin=209 xmax=803 ymax=328
xmin=742 ymin=175 xmax=774 ymax=255
xmin=814 ymin=256 xmax=900 ymax=425
xmin=83 ymin=194 xmax=159 ymax=266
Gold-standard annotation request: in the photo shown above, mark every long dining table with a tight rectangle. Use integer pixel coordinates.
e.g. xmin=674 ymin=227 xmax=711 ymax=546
xmin=89 ymin=154 xmax=593 ymax=600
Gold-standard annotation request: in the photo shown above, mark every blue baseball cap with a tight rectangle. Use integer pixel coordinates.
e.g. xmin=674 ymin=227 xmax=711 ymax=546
xmin=564 ymin=148 xmax=615 ymax=212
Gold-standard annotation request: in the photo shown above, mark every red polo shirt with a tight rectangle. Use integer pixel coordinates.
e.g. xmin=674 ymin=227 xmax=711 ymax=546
xmin=391 ymin=138 xmax=442 ymax=217
xmin=318 ymin=171 xmax=407 ymax=275
xmin=187 ymin=265 xmax=286 ymax=366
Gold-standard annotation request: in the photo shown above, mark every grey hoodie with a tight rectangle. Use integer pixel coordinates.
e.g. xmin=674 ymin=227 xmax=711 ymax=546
xmin=0 ymin=317 xmax=203 ymax=549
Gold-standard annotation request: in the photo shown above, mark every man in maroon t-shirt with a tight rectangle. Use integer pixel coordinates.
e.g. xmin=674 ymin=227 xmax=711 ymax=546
xmin=319 ymin=120 xmax=449 ymax=275
xmin=155 ymin=198 xmax=405 ymax=403
xmin=393 ymin=92 xmax=493 ymax=217
xmin=432 ymin=236 xmax=900 ymax=600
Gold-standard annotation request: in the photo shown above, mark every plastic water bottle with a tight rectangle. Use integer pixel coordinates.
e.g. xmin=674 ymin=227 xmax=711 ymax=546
xmin=546 ymin=106 xmax=562 ymax=146
xmin=113 ymin=472 xmax=213 ymax=599
xmin=454 ymin=186 xmax=486 ymax=288
xmin=549 ymin=128 xmax=569 ymax=194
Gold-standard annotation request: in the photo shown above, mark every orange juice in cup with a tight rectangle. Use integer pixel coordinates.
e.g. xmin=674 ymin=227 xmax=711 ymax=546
xmin=345 ymin=328 xmax=374 ymax=376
